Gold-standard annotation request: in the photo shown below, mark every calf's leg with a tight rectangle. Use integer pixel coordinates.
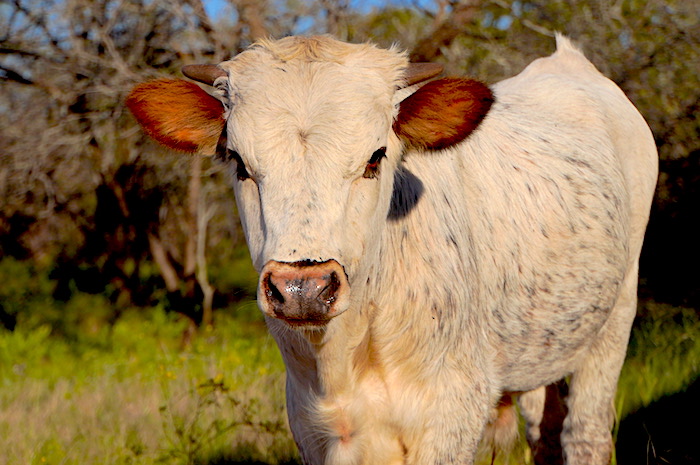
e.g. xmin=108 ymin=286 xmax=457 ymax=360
xmin=519 ymin=381 xmax=568 ymax=465
xmin=561 ymin=265 xmax=639 ymax=464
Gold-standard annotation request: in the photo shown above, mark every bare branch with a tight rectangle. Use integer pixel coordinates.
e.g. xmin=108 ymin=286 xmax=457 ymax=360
xmin=148 ymin=233 xmax=181 ymax=292
xmin=185 ymin=0 xmax=227 ymax=60
xmin=0 ymin=65 xmax=34 ymax=85
xmin=409 ymin=0 xmax=482 ymax=62
xmin=237 ymin=0 xmax=270 ymax=41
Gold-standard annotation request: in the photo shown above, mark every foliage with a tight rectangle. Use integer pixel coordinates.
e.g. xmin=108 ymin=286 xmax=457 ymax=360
xmin=0 ymin=257 xmax=114 ymax=338
xmin=2 ymin=0 xmax=699 ymax=319
xmin=0 ymin=257 xmax=54 ymax=324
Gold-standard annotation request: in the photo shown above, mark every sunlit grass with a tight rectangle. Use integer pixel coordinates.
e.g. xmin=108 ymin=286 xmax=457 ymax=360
xmin=618 ymin=301 xmax=700 ymax=416
xmin=0 ymin=308 xmax=296 ymax=465
xmin=1 ymin=300 xmax=697 ymax=465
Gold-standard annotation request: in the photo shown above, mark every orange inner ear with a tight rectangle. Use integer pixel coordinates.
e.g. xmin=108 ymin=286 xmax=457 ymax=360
xmin=126 ymin=79 xmax=225 ymax=154
xmin=394 ymin=78 xmax=494 ymax=151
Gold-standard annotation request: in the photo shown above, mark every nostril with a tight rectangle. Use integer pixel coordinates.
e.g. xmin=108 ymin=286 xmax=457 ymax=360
xmin=263 ymin=273 xmax=285 ymax=304
xmin=317 ymin=271 xmax=340 ymax=306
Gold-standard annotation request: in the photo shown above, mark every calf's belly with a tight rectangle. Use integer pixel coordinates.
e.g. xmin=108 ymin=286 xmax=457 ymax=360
xmin=493 ymin=272 xmax=627 ymax=391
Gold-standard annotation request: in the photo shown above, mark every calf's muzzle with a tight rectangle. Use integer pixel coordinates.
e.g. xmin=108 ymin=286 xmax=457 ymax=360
xmin=258 ymin=259 xmax=350 ymax=325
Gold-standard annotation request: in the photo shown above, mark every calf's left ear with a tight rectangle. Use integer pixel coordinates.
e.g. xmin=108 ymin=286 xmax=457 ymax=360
xmin=126 ymin=79 xmax=225 ymax=155
xmin=393 ymin=78 xmax=494 ymax=151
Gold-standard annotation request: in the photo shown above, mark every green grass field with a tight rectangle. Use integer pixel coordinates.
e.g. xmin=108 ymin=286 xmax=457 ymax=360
xmin=1 ymin=300 xmax=698 ymax=465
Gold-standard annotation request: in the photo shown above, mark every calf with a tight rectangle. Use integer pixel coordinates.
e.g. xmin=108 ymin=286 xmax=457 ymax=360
xmin=127 ymin=34 xmax=658 ymax=464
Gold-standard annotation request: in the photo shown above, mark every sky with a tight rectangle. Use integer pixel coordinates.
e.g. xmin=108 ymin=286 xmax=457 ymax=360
xmin=202 ymin=0 xmax=437 ymax=19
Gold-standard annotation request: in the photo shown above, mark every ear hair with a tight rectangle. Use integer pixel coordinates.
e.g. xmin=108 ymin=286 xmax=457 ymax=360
xmin=393 ymin=78 xmax=494 ymax=151
xmin=126 ymin=79 xmax=225 ymax=154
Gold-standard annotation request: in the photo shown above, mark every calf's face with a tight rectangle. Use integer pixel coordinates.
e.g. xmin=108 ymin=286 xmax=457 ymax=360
xmin=126 ymin=38 xmax=492 ymax=328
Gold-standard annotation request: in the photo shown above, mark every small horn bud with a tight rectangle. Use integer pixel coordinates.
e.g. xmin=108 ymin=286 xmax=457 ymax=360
xmin=182 ymin=64 xmax=227 ymax=86
xmin=404 ymin=63 xmax=444 ymax=86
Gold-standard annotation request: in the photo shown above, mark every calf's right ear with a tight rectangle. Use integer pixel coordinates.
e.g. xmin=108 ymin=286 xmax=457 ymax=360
xmin=126 ymin=79 xmax=225 ymax=155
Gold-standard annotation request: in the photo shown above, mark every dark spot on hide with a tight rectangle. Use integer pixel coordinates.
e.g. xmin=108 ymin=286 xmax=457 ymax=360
xmin=442 ymin=193 xmax=458 ymax=212
xmin=543 ymin=329 xmax=556 ymax=347
xmin=525 ymin=284 xmax=536 ymax=297
xmin=406 ymin=289 xmax=416 ymax=302
xmin=564 ymin=156 xmax=593 ymax=170
xmin=493 ymin=307 xmax=505 ymax=326
xmin=446 ymin=234 xmax=458 ymax=248
xmin=588 ymin=304 xmax=609 ymax=315
xmin=566 ymin=316 xmax=582 ymax=333
xmin=430 ymin=305 xmax=439 ymax=324
xmin=388 ymin=167 xmax=424 ymax=220
xmin=502 ymin=278 xmax=510 ymax=293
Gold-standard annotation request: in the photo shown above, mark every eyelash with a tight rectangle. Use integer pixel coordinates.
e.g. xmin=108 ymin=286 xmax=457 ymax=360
xmin=363 ymin=147 xmax=387 ymax=179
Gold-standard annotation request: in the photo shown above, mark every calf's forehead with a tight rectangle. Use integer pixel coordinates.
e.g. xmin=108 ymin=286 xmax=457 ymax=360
xmin=244 ymin=69 xmax=392 ymax=141
xmin=218 ymin=40 xmax=407 ymax=156
xmin=227 ymin=64 xmax=395 ymax=118
xmin=220 ymin=36 xmax=407 ymax=92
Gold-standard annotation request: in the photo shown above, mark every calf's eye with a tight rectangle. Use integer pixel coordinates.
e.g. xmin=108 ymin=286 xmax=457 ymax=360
xmin=227 ymin=149 xmax=250 ymax=181
xmin=363 ymin=147 xmax=387 ymax=179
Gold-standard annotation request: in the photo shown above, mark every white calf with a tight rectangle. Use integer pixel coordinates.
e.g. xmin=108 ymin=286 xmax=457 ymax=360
xmin=127 ymin=34 xmax=658 ymax=464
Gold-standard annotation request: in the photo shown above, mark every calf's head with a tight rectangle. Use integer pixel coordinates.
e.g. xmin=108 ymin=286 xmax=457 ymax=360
xmin=127 ymin=36 xmax=492 ymax=327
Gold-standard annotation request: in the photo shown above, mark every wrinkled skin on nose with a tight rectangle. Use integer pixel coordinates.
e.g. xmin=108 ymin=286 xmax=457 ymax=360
xmin=258 ymin=259 xmax=350 ymax=326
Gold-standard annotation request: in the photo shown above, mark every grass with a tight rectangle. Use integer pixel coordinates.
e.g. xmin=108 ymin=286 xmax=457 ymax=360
xmin=0 ymin=308 xmax=297 ymax=465
xmin=0 ymin=300 xmax=698 ymax=465
xmin=618 ymin=301 xmax=700 ymax=415
xmin=613 ymin=301 xmax=700 ymax=465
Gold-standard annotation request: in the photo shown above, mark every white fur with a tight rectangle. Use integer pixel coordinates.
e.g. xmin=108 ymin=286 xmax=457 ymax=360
xmin=215 ymin=35 xmax=657 ymax=464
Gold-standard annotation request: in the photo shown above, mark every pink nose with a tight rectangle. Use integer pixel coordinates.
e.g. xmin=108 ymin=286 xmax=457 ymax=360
xmin=258 ymin=259 xmax=350 ymax=325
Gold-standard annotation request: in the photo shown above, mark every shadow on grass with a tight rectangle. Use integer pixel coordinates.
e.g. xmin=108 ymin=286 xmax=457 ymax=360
xmin=616 ymin=376 xmax=700 ymax=465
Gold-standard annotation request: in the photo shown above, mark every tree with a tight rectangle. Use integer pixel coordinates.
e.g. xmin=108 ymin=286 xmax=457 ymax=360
xmin=1 ymin=0 xmax=698 ymax=332
xmin=0 ymin=0 xmax=245 ymax=328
